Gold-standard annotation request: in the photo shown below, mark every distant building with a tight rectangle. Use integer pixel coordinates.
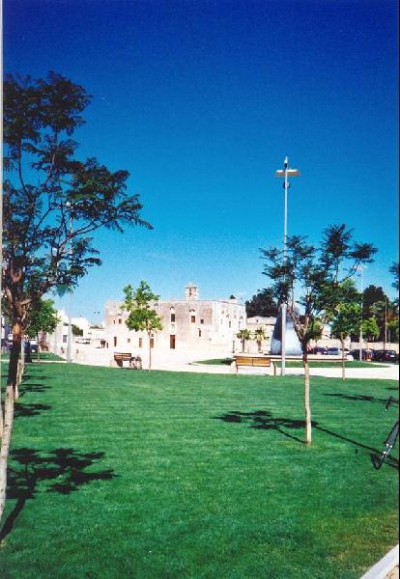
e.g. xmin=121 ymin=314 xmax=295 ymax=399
xmin=246 ymin=316 xmax=277 ymax=353
xmin=105 ymin=283 xmax=246 ymax=361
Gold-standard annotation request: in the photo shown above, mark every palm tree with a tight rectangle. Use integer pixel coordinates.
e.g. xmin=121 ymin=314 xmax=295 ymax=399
xmin=253 ymin=327 xmax=268 ymax=353
xmin=236 ymin=329 xmax=252 ymax=353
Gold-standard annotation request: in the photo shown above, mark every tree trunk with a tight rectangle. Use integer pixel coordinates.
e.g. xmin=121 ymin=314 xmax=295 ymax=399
xmin=303 ymin=352 xmax=312 ymax=445
xmin=0 ymin=384 xmax=16 ymax=522
xmin=0 ymin=322 xmax=23 ymax=522
xmin=340 ymin=337 xmax=346 ymax=381
xmin=147 ymin=332 xmax=152 ymax=371
xmin=8 ymin=324 xmax=23 ymax=400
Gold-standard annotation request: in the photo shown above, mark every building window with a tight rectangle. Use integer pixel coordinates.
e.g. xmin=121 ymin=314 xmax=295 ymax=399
xmin=150 ymin=338 xmax=155 ymax=349
xmin=114 ymin=336 xmax=117 ymax=347
xmin=139 ymin=338 xmax=143 ymax=348
xmin=170 ymin=335 xmax=176 ymax=349
xmin=200 ymin=319 xmax=204 ymax=324
xmin=171 ymin=313 xmax=176 ymax=323
xmin=118 ymin=318 xmax=122 ymax=324
xmin=191 ymin=315 xmax=196 ymax=324
xmin=127 ymin=338 xmax=131 ymax=344
xmin=198 ymin=329 xmax=202 ymax=338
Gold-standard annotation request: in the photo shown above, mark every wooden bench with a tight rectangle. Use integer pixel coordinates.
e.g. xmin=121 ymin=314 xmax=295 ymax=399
xmin=114 ymin=352 xmax=133 ymax=368
xmin=234 ymin=355 xmax=276 ymax=375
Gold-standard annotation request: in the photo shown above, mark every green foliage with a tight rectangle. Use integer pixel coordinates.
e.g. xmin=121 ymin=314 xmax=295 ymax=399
xmin=123 ymin=281 xmax=163 ymax=335
xmin=236 ymin=329 xmax=251 ymax=341
xmin=362 ymin=317 xmax=380 ymax=343
xmin=387 ymin=319 xmax=399 ymax=342
xmin=245 ymin=288 xmax=279 ymax=317
xmin=236 ymin=329 xmax=252 ymax=352
xmin=261 ymin=224 xmax=377 ymax=353
xmin=390 ymin=261 xmax=399 ymax=292
xmin=71 ymin=324 xmax=83 ymax=337
xmin=253 ymin=327 xmax=269 ymax=352
xmin=2 ymin=71 xmax=152 ymax=331
xmin=331 ymin=302 xmax=362 ymax=342
xmin=25 ymin=299 xmax=59 ymax=339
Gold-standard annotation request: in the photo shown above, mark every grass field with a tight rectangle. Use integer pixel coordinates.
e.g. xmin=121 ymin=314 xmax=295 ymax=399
xmin=197 ymin=358 xmax=384 ymax=368
xmin=0 ymin=361 xmax=398 ymax=578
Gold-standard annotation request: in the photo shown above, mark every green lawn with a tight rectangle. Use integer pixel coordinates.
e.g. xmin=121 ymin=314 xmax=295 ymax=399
xmin=1 ymin=362 xmax=398 ymax=578
xmin=197 ymin=358 xmax=384 ymax=368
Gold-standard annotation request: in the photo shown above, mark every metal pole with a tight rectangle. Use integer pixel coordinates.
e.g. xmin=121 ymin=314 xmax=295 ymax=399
xmin=384 ymin=299 xmax=388 ymax=350
xmin=275 ymin=157 xmax=300 ymax=376
xmin=358 ymin=266 xmax=364 ymax=361
xmin=281 ymin=157 xmax=289 ymax=376
xmin=66 ymin=202 xmax=73 ymax=363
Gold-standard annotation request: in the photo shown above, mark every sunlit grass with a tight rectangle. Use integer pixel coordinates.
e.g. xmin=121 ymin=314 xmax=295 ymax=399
xmin=1 ymin=362 xmax=398 ymax=578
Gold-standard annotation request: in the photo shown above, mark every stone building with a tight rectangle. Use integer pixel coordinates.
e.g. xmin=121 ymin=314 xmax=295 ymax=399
xmin=105 ymin=283 xmax=246 ymax=362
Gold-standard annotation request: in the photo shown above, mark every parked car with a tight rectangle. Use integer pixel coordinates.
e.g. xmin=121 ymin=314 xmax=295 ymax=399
xmin=326 ymin=347 xmax=352 ymax=359
xmin=326 ymin=347 xmax=341 ymax=356
xmin=24 ymin=340 xmax=38 ymax=354
xmin=76 ymin=337 xmax=91 ymax=344
xmin=310 ymin=346 xmax=327 ymax=355
xmin=372 ymin=350 xmax=398 ymax=363
xmin=350 ymin=349 xmax=373 ymax=361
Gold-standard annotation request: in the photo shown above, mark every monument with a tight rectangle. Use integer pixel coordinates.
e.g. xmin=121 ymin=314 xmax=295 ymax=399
xmin=270 ymin=310 xmax=302 ymax=355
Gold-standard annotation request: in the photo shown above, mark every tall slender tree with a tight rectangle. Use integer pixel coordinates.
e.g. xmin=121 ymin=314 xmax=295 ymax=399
xmin=329 ymin=281 xmax=362 ymax=380
xmin=261 ymin=224 xmax=377 ymax=444
xmin=1 ymin=72 xmax=152 ymax=522
xmin=123 ymin=282 xmax=163 ymax=370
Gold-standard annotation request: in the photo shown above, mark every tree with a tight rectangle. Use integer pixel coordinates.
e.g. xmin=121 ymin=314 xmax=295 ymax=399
xmin=236 ymin=329 xmax=252 ymax=353
xmin=26 ymin=299 xmax=59 ymax=340
xmin=261 ymin=224 xmax=377 ymax=444
xmin=389 ymin=262 xmax=399 ymax=342
xmin=362 ymin=285 xmax=387 ymax=318
xmin=390 ymin=262 xmax=399 ymax=293
xmin=26 ymin=298 xmax=59 ymax=361
xmin=1 ymin=72 xmax=152 ymax=522
xmin=123 ymin=282 xmax=163 ymax=370
xmin=362 ymin=317 xmax=380 ymax=351
xmin=72 ymin=324 xmax=83 ymax=337
xmin=253 ymin=327 xmax=269 ymax=353
xmin=329 ymin=284 xmax=361 ymax=380
xmin=245 ymin=288 xmax=279 ymax=318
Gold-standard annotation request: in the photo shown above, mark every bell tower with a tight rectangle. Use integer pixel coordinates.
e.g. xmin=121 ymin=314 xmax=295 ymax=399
xmin=185 ymin=283 xmax=199 ymax=301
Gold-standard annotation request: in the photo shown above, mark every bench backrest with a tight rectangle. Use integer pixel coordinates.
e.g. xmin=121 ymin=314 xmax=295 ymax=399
xmin=114 ymin=352 xmax=132 ymax=360
xmin=235 ymin=356 xmax=271 ymax=367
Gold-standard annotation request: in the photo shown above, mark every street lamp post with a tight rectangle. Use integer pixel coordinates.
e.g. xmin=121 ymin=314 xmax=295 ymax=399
xmin=66 ymin=201 xmax=73 ymax=363
xmin=356 ymin=265 xmax=365 ymax=361
xmin=276 ymin=156 xmax=300 ymax=376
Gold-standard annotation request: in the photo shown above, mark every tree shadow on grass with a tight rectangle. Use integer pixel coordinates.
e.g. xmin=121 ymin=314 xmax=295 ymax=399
xmin=214 ymin=410 xmax=399 ymax=469
xmin=19 ymin=383 xmax=51 ymax=397
xmin=14 ymin=402 xmax=52 ymax=418
xmin=324 ymin=393 xmax=399 ymax=406
xmin=0 ymin=447 xmax=116 ymax=542
xmin=214 ymin=410 xmax=310 ymax=444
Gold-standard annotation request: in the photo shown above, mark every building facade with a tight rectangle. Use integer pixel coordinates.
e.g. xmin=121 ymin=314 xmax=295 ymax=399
xmin=105 ymin=283 xmax=246 ymax=361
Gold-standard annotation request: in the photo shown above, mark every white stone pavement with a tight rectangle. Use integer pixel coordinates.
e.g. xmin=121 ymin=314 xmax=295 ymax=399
xmin=70 ymin=344 xmax=399 ymax=380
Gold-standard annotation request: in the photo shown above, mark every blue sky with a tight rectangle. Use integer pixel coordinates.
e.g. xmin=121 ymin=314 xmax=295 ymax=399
xmin=4 ymin=0 xmax=399 ymax=322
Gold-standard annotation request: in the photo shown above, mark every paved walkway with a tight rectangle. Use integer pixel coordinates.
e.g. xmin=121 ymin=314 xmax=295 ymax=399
xmin=70 ymin=345 xmax=399 ymax=380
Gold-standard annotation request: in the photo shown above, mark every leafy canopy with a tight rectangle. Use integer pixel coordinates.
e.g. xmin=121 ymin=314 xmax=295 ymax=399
xmin=261 ymin=224 xmax=377 ymax=351
xmin=2 ymin=72 xmax=152 ymax=327
xmin=123 ymin=281 xmax=163 ymax=335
